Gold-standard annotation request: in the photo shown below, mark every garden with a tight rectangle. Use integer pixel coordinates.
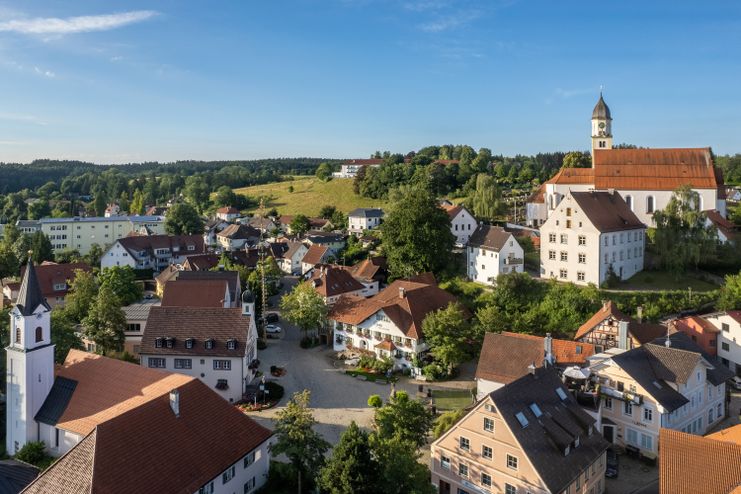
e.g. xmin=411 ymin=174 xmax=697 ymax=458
xmin=237 ymin=381 xmax=285 ymax=412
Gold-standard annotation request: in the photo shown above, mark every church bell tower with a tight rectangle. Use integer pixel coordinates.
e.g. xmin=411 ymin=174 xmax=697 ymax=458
xmin=6 ymin=257 xmax=55 ymax=454
xmin=591 ymin=92 xmax=613 ymax=161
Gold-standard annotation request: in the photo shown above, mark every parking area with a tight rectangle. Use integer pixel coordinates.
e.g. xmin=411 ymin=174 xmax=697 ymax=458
xmin=605 ymin=452 xmax=658 ymax=494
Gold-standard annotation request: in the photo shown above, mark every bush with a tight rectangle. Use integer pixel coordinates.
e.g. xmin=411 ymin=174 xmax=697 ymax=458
xmin=422 ymin=363 xmax=446 ymax=381
xmin=433 ymin=409 xmax=466 ymax=439
xmin=358 ymin=355 xmax=376 ymax=370
xmin=15 ymin=441 xmax=54 ymax=470
xmin=367 ymin=395 xmax=383 ymax=408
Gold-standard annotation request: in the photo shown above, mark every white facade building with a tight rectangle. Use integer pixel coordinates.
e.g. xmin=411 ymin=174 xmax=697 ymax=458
xmin=101 ymin=234 xmax=205 ymax=273
xmin=347 ymin=208 xmax=384 ymax=234
xmin=540 ymin=190 xmax=646 ymax=286
xmin=703 ymin=311 xmax=741 ymax=376
xmin=466 ymin=225 xmax=524 ymax=284
xmin=441 ymin=204 xmax=477 ymax=246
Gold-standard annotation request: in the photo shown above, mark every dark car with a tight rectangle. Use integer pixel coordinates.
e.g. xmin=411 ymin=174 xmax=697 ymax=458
xmin=265 ymin=312 xmax=279 ymax=324
xmin=606 ymin=448 xmax=619 ymax=478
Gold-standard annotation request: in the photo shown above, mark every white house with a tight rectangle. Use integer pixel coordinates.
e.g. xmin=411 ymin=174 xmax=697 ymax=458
xmin=527 ymin=95 xmax=726 ymax=228
xmin=101 ymin=234 xmax=205 ymax=273
xmin=274 ymin=241 xmax=308 ymax=275
xmin=540 ymin=190 xmax=646 ymax=286
xmin=216 ymin=206 xmax=241 ymax=222
xmin=347 ymin=208 xmax=384 ymax=235
xmin=306 ymin=265 xmax=366 ymax=305
xmin=440 ymin=204 xmax=477 ymax=247
xmin=122 ymin=299 xmax=159 ymax=356
xmin=300 ymin=244 xmax=330 ymax=275
xmin=466 ymin=225 xmax=524 ymax=284
xmin=332 ymin=158 xmax=384 ymax=178
xmin=304 ymin=231 xmax=345 ymax=255
xmin=216 ymin=224 xmax=260 ymax=251
xmin=703 ymin=311 xmax=741 ymax=376
xmin=140 ymin=293 xmax=259 ymax=403
xmin=329 ymin=274 xmax=458 ymax=371
xmin=588 ymin=332 xmax=733 ymax=458
xmin=7 ymin=261 xmax=272 ymax=494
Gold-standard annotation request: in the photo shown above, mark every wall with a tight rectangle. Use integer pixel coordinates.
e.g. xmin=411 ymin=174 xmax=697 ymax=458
xmin=450 ymin=209 xmax=477 ymax=246
xmin=705 ymin=313 xmax=741 ymax=375
xmin=195 ymin=438 xmax=272 ymax=494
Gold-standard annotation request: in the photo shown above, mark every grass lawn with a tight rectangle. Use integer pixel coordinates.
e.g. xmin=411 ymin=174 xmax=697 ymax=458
xmin=345 ymin=369 xmax=397 ymax=383
xmin=617 ymin=270 xmax=719 ymax=292
xmin=234 ymin=176 xmax=387 ymax=216
xmin=431 ymin=389 xmax=474 ymax=411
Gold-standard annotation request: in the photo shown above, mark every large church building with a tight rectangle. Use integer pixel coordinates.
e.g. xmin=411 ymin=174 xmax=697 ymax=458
xmin=527 ymin=94 xmax=726 ymax=227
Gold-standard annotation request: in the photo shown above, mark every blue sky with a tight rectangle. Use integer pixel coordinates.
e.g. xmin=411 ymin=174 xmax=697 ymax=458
xmin=0 ymin=1 xmax=739 ymax=163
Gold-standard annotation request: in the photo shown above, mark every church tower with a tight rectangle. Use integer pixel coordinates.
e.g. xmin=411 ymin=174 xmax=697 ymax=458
xmin=6 ymin=258 xmax=55 ymax=454
xmin=591 ymin=93 xmax=613 ymax=161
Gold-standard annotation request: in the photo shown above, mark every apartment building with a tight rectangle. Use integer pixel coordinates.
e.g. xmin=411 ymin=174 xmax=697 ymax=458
xmin=703 ymin=311 xmax=741 ymax=375
xmin=432 ymin=367 xmax=609 ymax=494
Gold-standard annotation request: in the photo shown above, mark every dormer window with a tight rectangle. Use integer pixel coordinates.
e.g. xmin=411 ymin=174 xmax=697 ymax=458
xmin=155 ymin=337 xmax=163 ymax=348
xmin=205 ymin=339 xmax=215 ymax=350
xmin=227 ymin=339 xmax=237 ymax=350
xmin=185 ymin=338 xmax=194 ymax=349
xmin=165 ymin=337 xmax=174 ymax=349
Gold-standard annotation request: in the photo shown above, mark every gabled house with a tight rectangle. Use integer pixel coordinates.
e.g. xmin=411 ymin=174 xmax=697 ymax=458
xmin=274 ymin=241 xmax=308 ymax=275
xmin=440 ymin=203 xmax=477 ymax=247
xmin=431 ymin=367 xmax=610 ymax=494
xmin=177 ymin=270 xmax=241 ymax=304
xmin=588 ymin=332 xmax=734 ymax=458
xmin=203 ymin=218 xmax=229 ymax=247
xmin=122 ymin=300 xmax=158 ymax=356
xmin=154 ymin=264 xmax=181 ymax=297
xmin=20 ymin=261 xmax=91 ymax=309
xmin=575 ymin=300 xmax=667 ymax=352
xmin=304 ymin=231 xmax=345 ymax=255
xmin=300 ymin=244 xmax=331 ymax=275
xmin=182 ymin=253 xmax=222 ymax=271
xmin=669 ymin=315 xmax=720 ymax=356
xmin=705 ymin=209 xmax=737 ymax=244
xmin=329 ymin=274 xmax=458 ymax=371
xmin=140 ymin=303 xmax=259 ymax=403
xmin=216 ymin=206 xmax=241 ymax=222
xmin=100 ymin=234 xmax=205 ymax=274
xmin=306 ymin=265 xmax=366 ymax=305
xmin=279 ymin=216 xmax=331 ymax=234
xmin=466 ymin=225 xmax=524 ymax=284
xmin=216 ymin=224 xmax=260 ymax=251
xmin=343 ymin=257 xmax=387 ymax=297
xmin=702 ymin=310 xmax=741 ymax=375
xmin=161 ymin=279 xmax=234 ymax=308
xmin=247 ymin=216 xmax=277 ymax=233
xmin=475 ymin=332 xmax=595 ymax=400
xmin=347 ymin=208 xmax=384 ymax=235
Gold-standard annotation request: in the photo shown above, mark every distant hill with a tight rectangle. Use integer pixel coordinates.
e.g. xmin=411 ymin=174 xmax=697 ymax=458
xmin=235 ymin=176 xmax=387 ymax=216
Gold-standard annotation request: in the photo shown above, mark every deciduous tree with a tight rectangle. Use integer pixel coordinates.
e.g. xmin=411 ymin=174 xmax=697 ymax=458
xmin=51 ymin=309 xmax=84 ymax=363
xmin=318 ymin=422 xmax=379 ymax=494
xmin=372 ymin=391 xmax=433 ymax=448
xmin=82 ymin=284 xmax=126 ymax=354
xmin=422 ymin=302 xmax=474 ymax=375
xmin=280 ymin=282 xmax=328 ymax=339
xmin=165 ymin=203 xmax=203 ymax=235
xmin=289 ymin=214 xmax=311 ymax=236
xmin=99 ymin=265 xmax=143 ymax=305
xmin=65 ymin=269 xmax=99 ymax=323
xmin=468 ymin=173 xmax=504 ymax=221
xmin=717 ymin=270 xmax=741 ymax=311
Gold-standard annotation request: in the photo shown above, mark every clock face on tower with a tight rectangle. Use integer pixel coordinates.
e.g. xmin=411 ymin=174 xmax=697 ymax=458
xmin=598 ymin=121 xmax=606 ymax=129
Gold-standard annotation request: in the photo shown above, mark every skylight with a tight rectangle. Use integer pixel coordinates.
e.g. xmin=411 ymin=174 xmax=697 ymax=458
xmin=529 ymin=403 xmax=543 ymax=418
xmin=515 ymin=412 xmax=529 ymax=428
xmin=652 ymin=380 xmax=663 ymax=389
xmin=556 ymin=388 xmax=568 ymax=401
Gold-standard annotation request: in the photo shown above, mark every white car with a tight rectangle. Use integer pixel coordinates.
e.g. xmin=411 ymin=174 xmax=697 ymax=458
xmin=265 ymin=324 xmax=282 ymax=334
xmin=730 ymin=376 xmax=741 ymax=391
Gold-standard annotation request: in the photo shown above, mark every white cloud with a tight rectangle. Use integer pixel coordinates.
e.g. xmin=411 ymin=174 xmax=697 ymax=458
xmin=34 ymin=66 xmax=55 ymax=78
xmin=403 ymin=0 xmax=449 ymax=12
xmin=419 ymin=10 xmax=481 ymax=32
xmin=0 ymin=112 xmax=48 ymax=125
xmin=0 ymin=10 xmax=157 ymax=35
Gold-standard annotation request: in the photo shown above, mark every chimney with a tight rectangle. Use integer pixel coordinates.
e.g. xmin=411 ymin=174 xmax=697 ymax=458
xmin=601 ymin=299 xmax=609 ymax=311
xmin=636 ymin=306 xmax=643 ymax=323
xmin=665 ymin=327 xmax=671 ymax=348
xmin=544 ymin=333 xmax=554 ymax=366
xmin=618 ymin=320 xmax=629 ymax=350
xmin=528 ymin=362 xmax=537 ymax=376
xmin=169 ymin=389 xmax=180 ymax=417
xmin=399 ymin=287 xmax=406 ymax=299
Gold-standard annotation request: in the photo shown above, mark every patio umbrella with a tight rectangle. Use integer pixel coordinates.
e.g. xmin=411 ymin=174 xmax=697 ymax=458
xmin=563 ymin=366 xmax=591 ymax=380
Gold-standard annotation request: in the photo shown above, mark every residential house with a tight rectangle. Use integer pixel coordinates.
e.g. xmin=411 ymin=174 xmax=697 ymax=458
xmin=248 ymin=216 xmax=277 ymax=233
xmin=15 ymin=219 xmax=40 ymax=234
xmin=203 ymin=218 xmax=229 ymax=247
xmin=274 ymin=241 xmax=308 ymax=275
xmin=588 ymin=332 xmax=733 ymax=458
xmin=466 ymin=225 xmax=524 ymax=284
xmin=705 ymin=209 xmax=737 ymax=244
xmin=347 ymin=208 xmax=384 ymax=235
xmin=140 ymin=302 xmax=258 ymax=403
xmin=575 ymin=300 xmax=667 ymax=352
xmin=122 ymin=299 xmax=159 ymax=356
xmin=659 ymin=427 xmax=741 ymax=494
xmin=279 ymin=215 xmax=331 ymax=234
xmin=332 ymin=158 xmax=384 ymax=178
xmin=431 ymin=367 xmax=610 ymax=494
xmin=176 ymin=270 xmax=241 ymax=306
xmin=475 ymin=332 xmax=595 ymax=400
xmin=182 ymin=253 xmax=222 ymax=271
xmin=305 ymin=231 xmax=345 ymax=255
xmin=38 ymin=215 xmax=166 ymax=255
xmin=216 ymin=224 xmax=260 ymax=251
xmin=726 ymin=186 xmax=741 ymax=203
xmin=104 ymin=203 xmax=121 ymax=217
xmin=1 ymin=280 xmax=20 ymax=306
xmin=702 ymin=311 xmax=741 ymax=375
xmin=525 ymin=184 xmax=547 ymax=227
xmin=540 ymin=190 xmax=646 ymax=285
xmin=6 ymin=261 xmax=272 ymax=493
xmin=20 ymin=261 xmax=91 ymax=309
xmin=441 ymin=204 xmax=477 ymax=247
xmin=144 ymin=205 xmax=168 ymax=216
xmin=342 ymin=256 xmax=387 ymax=297
xmin=100 ymin=234 xmax=205 ymax=273
xmin=216 ymin=206 xmax=241 ymax=222
xmin=307 ymin=265 xmax=366 ymax=305
xmin=330 ymin=274 xmax=458 ymax=371
xmin=161 ymin=279 xmax=234 ymax=308
xmin=154 ymin=264 xmax=181 ymax=297
xmin=301 ymin=244 xmax=331 ymax=274
xmin=669 ymin=315 xmax=720 ymax=356
xmin=527 ymin=95 xmax=726 ymax=227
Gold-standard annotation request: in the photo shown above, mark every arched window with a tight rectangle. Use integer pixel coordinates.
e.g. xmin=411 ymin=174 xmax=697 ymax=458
xmin=35 ymin=326 xmax=43 ymax=343
xmin=625 ymin=195 xmax=633 ymax=211
xmin=646 ymin=196 xmax=655 ymax=214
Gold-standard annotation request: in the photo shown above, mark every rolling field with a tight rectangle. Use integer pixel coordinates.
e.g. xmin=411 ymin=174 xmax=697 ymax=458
xmin=234 ymin=176 xmax=387 ymax=216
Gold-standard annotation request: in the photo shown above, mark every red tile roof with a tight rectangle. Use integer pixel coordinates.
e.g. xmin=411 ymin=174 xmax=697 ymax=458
xmin=707 ymin=424 xmax=741 ymax=444
xmin=527 ymin=183 xmax=546 ymax=204
xmin=161 ymin=279 xmax=229 ymax=308
xmin=575 ymin=301 xmax=667 ymax=345
xmin=546 ymin=167 xmax=594 ymax=185
xmin=20 ymin=262 xmax=91 ymax=299
xmin=217 ymin=206 xmax=240 ymax=214
xmin=307 ymin=265 xmax=365 ymax=298
xmin=182 ymin=254 xmax=221 ymax=271
xmin=440 ymin=203 xmax=464 ymax=219
xmin=705 ymin=209 xmax=737 ymax=239
xmin=344 ymin=257 xmax=387 ymax=283
xmin=659 ymin=428 xmax=741 ymax=494
xmin=301 ymin=244 xmax=330 ymax=266
xmin=217 ymin=223 xmax=260 ymax=240
xmin=118 ymin=234 xmax=205 ymax=259
xmin=375 ymin=339 xmax=396 ymax=351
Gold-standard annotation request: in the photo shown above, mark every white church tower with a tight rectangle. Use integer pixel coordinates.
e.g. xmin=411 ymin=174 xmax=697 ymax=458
xmin=6 ymin=258 xmax=55 ymax=454
xmin=591 ymin=92 xmax=613 ymax=160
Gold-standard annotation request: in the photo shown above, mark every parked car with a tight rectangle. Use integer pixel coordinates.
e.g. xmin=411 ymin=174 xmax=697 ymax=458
xmin=605 ymin=448 xmax=619 ymax=479
xmin=265 ymin=324 xmax=282 ymax=334
xmin=265 ymin=312 xmax=279 ymax=324
xmin=730 ymin=376 xmax=741 ymax=391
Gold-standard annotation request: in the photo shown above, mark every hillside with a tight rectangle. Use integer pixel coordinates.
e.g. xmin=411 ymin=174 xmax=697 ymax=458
xmin=234 ymin=176 xmax=387 ymax=216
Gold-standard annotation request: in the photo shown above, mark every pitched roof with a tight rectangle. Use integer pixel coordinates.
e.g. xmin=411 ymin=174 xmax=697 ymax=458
xmin=278 ymin=215 xmax=329 ymax=229
xmin=347 ymin=208 xmax=384 ymax=218
xmin=575 ymin=300 xmax=666 ymax=344
xmin=489 ymin=367 xmax=610 ymax=494
xmin=161 ymin=279 xmax=229 ymax=308
xmin=15 ymin=259 xmax=50 ymax=316
xmin=440 ymin=203 xmax=468 ymax=220
xmin=141 ymin=307 xmax=251 ymax=357
xmin=276 ymin=241 xmax=306 ymax=260
xmin=0 ymin=460 xmax=39 ymax=494
xmin=154 ymin=264 xmax=181 ymax=286
xmin=329 ymin=275 xmax=458 ymax=340
xmin=301 ymin=244 xmax=330 ymax=266
xmin=649 ymin=332 xmax=734 ymax=386
xmin=217 ymin=223 xmax=260 ymax=240
xmin=527 ymin=183 xmax=546 ymax=204
xmin=216 ymin=206 xmax=240 ymax=214
xmin=24 ymin=378 xmax=272 ymax=494
xmin=307 ymin=265 xmax=365 ymax=298
xmin=375 ymin=339 xmax=396 ymax=351
xmin=176 ymin=270 xmax=241 ymax=302
xmin=570 ymin=191 xmax=645 ymax=232
xmin=707 ymin=424 xmax=741 ymax=444
xmin=121 ymin=301 xmax=157 ymax=321
xmin=305 ymin=231 xmax=344 ymax=244
xmin=247 ymin=216 xmax=276 ymax=229
xmin=117 ymin=234 xmax=205 ymax=259
xmin=468 ymin=225 xmax=512 ymax=251
xmin=20 ymin=262 xmax=91 ymax=299
xmin=659 ymin=428 xmax=741 ymax=494
xmin=705 ymin=209 xmax=737 ymax=239
xmin=476 ymin=332 xmax=595 ymax=385
xmin=344 ymin=257 xmax=387 ymax=282
xmin=182 ymin=253 xmax=221 ymax=271
xmin=546 ymin=167 xmax=594 ymax=185
xmin=671 ymin=315 xmax=720 ymax=335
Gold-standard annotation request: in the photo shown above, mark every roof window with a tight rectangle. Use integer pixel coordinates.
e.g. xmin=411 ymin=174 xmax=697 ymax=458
xmin=556 ymin=387 xmax=568 ymax=401
xmin=515 ymin=412 xmax=529 ymax=428
xmin=529 ymin=403 xmax=543 ymax=418
xmin=185 ymin=338 xmax=194 ymax=349
xmin=227 ymin=339 xmax=237 ymax=350
xmin=155 ymin=337 xmax=163 ymax=348
xmin=205 ymin=339 xmax=215 ymax=350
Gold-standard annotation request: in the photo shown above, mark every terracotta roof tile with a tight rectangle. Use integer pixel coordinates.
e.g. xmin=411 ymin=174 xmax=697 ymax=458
xmin=307 ymin=265 xmax=365 ymax=298
xmin=707 ymin=424 xmax=741 ymax=444
xmin=118 ymin=234 xmax=205 ymax=259
xmin=527 ymin=183 xmax=546 ymax=204
xmin=217 ymin=206 xmax=239 ymax=214
xmin=575 ymin=301 xmax=665 ymax=344
xmin=161 ymin=279 xmax=229 ymax=308
xmin=217 ymin=223 xmax=260 ymax=240
xmin=182 ymin=254 xmax=221 ymax=271
xmin=21 ymin=262 xmax=91 ymax=299
xmin=659 ymin=428 xmax=741 ymax=494
xmin=345 ymin=257 xmax=387 ymax=283
xmin=302 ymin=245 xmax=330 ymax=266
xmin=546 ymin=167 xmax=594 ymax=185
xmin=375 ymin=339 xmax=396 ymax=351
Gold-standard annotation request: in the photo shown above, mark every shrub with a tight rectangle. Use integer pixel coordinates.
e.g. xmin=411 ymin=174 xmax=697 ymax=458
xmin=433 ymin=409 xmax=466 ymax=439
xmin=15 ymin=441 xmax=54 ymax=470
xmin=358 ymin=355 xmax=376 ymax=370
xmin=367 ymin=395 xmax=383 ymax=408
xmin=422 ymin=363 xmax=446 ymax=381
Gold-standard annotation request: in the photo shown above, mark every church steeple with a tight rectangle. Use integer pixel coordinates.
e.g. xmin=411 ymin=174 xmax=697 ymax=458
xmin=591 ymin=92 xmax=613 ymax=161
xmin=16 ymin=257 xmax=50 ymax=316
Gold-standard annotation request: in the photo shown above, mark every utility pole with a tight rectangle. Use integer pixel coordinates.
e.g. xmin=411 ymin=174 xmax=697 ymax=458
xmin=258 ymin=197 xmax=268 ymax=344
